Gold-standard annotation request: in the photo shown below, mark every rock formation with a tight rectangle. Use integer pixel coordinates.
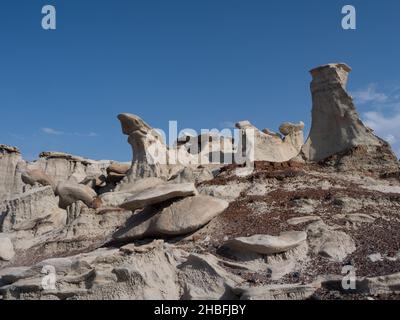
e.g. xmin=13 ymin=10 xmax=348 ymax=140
xmin=302 ymin=63 xmax=398 ymax=166
xmin=235 ymin=120 xmax=305 ymax=162
xmin=1 ymin=63 xmax=400 ymax=301
xmin=0 ymin=145 xmax=24 ymax=201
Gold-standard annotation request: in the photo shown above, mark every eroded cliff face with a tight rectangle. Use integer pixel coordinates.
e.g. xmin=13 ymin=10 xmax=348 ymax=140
xmin=0 ymin=145 xmax=24 ymax=201
xmin=302 ymin=63 xmax=397 ymax=166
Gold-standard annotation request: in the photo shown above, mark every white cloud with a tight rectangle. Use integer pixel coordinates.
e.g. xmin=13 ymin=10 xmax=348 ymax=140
xmin=352 ymin=84 xmax=388 ymax=105
xmin=41 ymin=128 xmax=63 ymax=135
xmin=41 ymin=128 xmax=98 ymax=137
xmin=362 ymin=111 xmax=400 ymax=157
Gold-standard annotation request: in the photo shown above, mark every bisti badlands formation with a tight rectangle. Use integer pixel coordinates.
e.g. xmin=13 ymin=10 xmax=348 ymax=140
xmin=0 ymin=63 xmax=400 ymax=300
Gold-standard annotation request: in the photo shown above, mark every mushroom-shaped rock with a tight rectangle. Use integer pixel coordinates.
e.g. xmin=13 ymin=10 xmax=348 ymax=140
xmin=0 ymin=234 xmax=15 ymax=261
xmin=120 ymin=183 xmax=197 ymax=211
xmin=114 ymin=195 xmax=229 ymax=240
xmin=224 ymin=231 xmax=307 ymax=255
xmin=56 ymin=181 xmax=97 ymax=209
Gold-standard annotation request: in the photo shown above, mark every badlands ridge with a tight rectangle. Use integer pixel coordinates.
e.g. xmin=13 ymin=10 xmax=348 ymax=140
xmin=0 ymin=63 xmax=399 ymax=300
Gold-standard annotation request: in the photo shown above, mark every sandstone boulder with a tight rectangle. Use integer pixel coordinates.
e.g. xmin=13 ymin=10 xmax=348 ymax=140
xmin=114 ymin=195 xmax=229 ymax=240
xmin=21 ymin=167 xmax=55 ymax=190
xmin=0 ymin=234 xmax=15 ymax=261
xmin=224 ymin=231 xmax=307 ymax=255
xmin=56 ymin=181 xmax=97 ymax=209
xmin=99 ymin=177 xmax=165 ymax=207
xmin=120 ymin=183 xmax=197 ymax=211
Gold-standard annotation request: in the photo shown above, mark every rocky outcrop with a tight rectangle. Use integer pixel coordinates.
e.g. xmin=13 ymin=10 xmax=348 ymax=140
xmin=33 ymin=151 xmax=111 ymax=185
xmin=1 ymin=186 xmax=66 ymax=234
xmin=302 ymin=63 xmax=398 ymax=166
xmin=235 ymin=120 xmax=304 ymax=163
xmin=0 ymin=145 xmax=24 ymax=201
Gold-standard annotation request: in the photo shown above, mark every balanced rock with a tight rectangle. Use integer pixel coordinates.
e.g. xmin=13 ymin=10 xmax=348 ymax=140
xmin=0 ymin=234 xmax=15 ymax=261
xmin=224 ymin=231 xmax=307 ymax=255
xmin=114 ymin=195 xmax=229 ymax=240
xmin=99 ymin=177 xmax=165 ymax=207
xmin=235 ymin=120 xmax=304 ymax=163
xmin=302 ymin=63 xmax=396 ymax=162
xmin=56 ymin=181 xmax=97 ymax=209
xmin=120 ymin=183 xmax=197 ymax=211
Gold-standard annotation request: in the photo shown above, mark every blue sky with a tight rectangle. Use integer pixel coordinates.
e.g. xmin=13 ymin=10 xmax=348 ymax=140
xmin=1 ymin=0 xmax=399 ymax=161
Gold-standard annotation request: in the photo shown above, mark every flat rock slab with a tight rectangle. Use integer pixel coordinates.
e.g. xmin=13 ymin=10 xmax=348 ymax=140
xmin=224 ymin=231 xmax=307 ymax=255
xmin=114 ymin=195 xmax=229 ymax=240
xmin=120 ymin=183 xmax=197 ymax=211
xmin=287 ymin=216 xmax=321 ymax=226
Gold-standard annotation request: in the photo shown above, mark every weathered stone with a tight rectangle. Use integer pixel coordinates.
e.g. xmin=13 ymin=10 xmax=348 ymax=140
xmin=120 ymin=183 xmax=197 ymax=211
xmin=302 ymin=63 xmax=397 ymax=163
xmin=306 ymin=221 xmax=356 ymax=262
xmin=1 ymin=186 xmax=66 ymax=233
xmin=0 ymin=234 xmax=15 ymax=261
xmin=224 ymin=231 xmax=307 ymax=255
xmin=107 ymin=162 xmax=130 ymax=175
xmin=114 ymin=195 xmax=228 ymax=240
xmin=0 ymin=145 xmax=24 ymax=201
xmin=56 ymin=181 xmax=97 ymax=209
xmin=21 ymin=167 xmax=55 ymax=190
xmin=235 ymin=120 xmax=304 ymax=163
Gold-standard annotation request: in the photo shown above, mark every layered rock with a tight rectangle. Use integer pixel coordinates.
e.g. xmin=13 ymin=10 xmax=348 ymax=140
xmin=235 ymin=120 xmax=304 ymax=163
xmin=0 ymin=186 xmax=66 ymax=234
xmin=302 ymin=63 xmax=398 ymax=167
xmin=33 ymin=151 xmax=111 ymax=185
xmin=117 ymin=114 xmax=212 ymax=186
xmin=0 ymin=145 xmax=24 ymax=201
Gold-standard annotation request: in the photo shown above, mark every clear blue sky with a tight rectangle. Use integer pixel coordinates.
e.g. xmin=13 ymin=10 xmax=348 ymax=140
xmin=1 ymin=0 xmax=399 ymax=161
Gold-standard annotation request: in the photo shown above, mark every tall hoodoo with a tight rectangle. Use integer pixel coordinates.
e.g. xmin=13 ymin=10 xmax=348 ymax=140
xmin=302 ymin=63 xmax=387 ymax=162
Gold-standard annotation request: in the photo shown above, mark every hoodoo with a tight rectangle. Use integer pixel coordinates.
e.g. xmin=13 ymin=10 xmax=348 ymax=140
xmin=302 ymin=63 xmax=396 ymax=163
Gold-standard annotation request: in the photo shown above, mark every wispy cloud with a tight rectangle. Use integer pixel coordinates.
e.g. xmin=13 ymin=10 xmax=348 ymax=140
xmin=41 ymin=128 xmax=98 ymax=137
xmin=357 ymin=84 xmax=400 ymax=157
xmin=352 ymin=84 xmax=388 ymax=105
xmin=41 ymin=127 xmax=63 ymax=135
